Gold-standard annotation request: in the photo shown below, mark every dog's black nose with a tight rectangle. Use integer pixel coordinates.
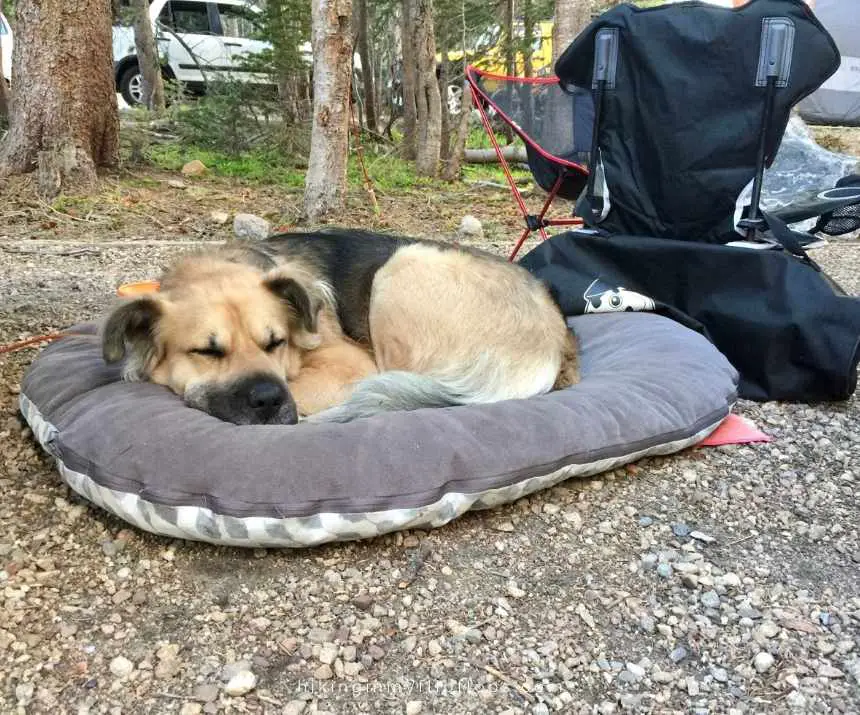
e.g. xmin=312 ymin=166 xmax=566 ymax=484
xmin=247 ymin=380 xmax=286 ymax=421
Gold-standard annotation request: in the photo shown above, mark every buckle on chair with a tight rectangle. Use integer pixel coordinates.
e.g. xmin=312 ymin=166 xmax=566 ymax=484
xmin=525 ymin=215 xmax=548 ymax=231
xmin=736 ymin=217 xmax=767 ymax=236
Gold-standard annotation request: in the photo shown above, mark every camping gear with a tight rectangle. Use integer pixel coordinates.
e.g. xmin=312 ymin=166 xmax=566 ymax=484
xmin=465 ymin=66 xmax=591 ymax=259
xmin=521 ymin=233 xmax=860 ymax=402
xmin=555 ymin=0 xmax=853 ymax=245
xmin=522 ymin=0 xmax=860 ymax=403
xmin=20 ymin=313 xmax=736 ymax=547
xmin=467 ymin=0 xmax=859 ymax=260
xmin=798 ymin=0 xmax=860 ymax=126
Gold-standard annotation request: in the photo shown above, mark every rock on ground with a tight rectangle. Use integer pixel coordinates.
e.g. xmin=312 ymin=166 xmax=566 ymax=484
xmin=457 ymin=214 xmax=484 ymax=239
xmin=233 ymin=212 xmax=272 ymax=241
xmin=181 ymin=160 xmax=208 ymax=177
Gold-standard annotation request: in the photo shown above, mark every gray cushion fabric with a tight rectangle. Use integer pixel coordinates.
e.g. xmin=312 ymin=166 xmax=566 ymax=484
xmin=20 ymin=313 xmax=738 ymax=547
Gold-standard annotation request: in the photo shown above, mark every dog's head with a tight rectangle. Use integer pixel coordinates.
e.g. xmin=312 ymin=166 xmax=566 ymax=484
xmin=102 ymin=256 xmax=327 ymax=425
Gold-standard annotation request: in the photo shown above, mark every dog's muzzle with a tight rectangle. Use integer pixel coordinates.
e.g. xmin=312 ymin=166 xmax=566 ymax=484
xmin=185 ymin=374 xmax=298 ymax=425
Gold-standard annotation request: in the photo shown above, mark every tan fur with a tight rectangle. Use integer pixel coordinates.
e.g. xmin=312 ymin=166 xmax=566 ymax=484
xmin=369 ymin=243 xmax=574 ymax=401
xmin=149 ymin=261 xmax=303 ymax=393
xmin=288 ymin=336 xmax=378 ymax=416
xmin=554 ymin=331 xmax=581 ymax=390
xmin=112 ymin=256 xmax=372 ymax=416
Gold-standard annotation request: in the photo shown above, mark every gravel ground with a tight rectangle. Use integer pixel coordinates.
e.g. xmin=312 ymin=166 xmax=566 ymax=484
xmin=1 ymin=168 xmax=859 ymax=714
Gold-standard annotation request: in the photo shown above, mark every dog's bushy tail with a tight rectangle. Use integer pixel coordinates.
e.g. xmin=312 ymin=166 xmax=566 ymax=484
xmin=305 ymin=371 xmax=468 ymax=424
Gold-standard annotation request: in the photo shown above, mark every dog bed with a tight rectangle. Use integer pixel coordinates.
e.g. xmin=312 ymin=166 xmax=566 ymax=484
xmin=20 ymin=313 xmax=738 ymax=547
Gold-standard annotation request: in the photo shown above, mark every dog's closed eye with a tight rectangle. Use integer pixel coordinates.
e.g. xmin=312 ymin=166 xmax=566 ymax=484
xmin=265 ymin=337 xmax=286 ymax=353
xmin=190 ymin=335 xmax=226 ymax=359
xmin=190 ymin=346 xmax=226 ymax=359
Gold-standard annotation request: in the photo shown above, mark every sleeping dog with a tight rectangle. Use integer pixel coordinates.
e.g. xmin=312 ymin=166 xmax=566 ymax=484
xmin=101 ymin=229 xmax=579 ymax=424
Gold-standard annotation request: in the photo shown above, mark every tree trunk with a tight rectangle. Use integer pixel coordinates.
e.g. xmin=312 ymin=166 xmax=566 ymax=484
xmin=519 ymin=0 xmax=535 ymax=127
xmin=355 ymin=0 xmax=377 ymax=133
xmin=413 ymin=0 xmax=441 ymax=176
xmin=279 ymin=74 xmax=307 ymax=125
xmin=379 ymin=13 xmax=399 ymax=139
xmin=304 ymin=0 xmax=354 ymax=222
xmin=373 ymin=48 xmax=382 ymax=129
xmin=552 ymin=0 xmax=592 ymax=64
xmin=523 ymin=0 xmax=535 ymax=78
xmin=399 ymin=0 xmax=417 ymax=160
xmin=132 ymin=0 xmax=165 ymax=113
xmin=437 ymin=34 xmax=451 ymax=162
xmin=0 ymin=0 xmax=119 ymax=198
xmin=496 ymin=0 xmax=516 ymax=145
xmin=267 ymin=0 xmax=312 ymax=126
xmin=353 ymin=76 xmax=365 ymax=129
xmin=503 ymin=0 xmax=515 ymax=76
xmin=548 ymin=0 xmax=591 ymax=155
xmin=442 ymin=81 xmax=472 ymax=181
xmin=0 ymin=0 xmax=8 ymax=119
xmin=0 ymin=45 xmax=8 ymax=123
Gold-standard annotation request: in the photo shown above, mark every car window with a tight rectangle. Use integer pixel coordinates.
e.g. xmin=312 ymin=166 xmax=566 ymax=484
xmin=217 ymin=4 xmax=258 ymax=40
xmin=0 ymin=16 xmax=7 ymax=35
xmin=160 ymin=1 xmax=213 ymax=35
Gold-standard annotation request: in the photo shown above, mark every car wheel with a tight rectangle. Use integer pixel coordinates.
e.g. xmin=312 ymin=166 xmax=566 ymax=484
xmin=120 ymin=64 xmax=145 ymax=107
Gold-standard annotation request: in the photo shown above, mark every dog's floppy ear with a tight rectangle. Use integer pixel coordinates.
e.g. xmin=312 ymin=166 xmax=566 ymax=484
xmin=102 ymin=296 xmax=163 ymax=379
xmin=264 ymin=272 xmax=322 ymax=349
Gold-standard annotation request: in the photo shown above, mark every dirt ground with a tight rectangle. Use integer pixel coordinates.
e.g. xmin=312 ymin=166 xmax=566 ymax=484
xmin=1 ymin=129 xmax=859 ymax=715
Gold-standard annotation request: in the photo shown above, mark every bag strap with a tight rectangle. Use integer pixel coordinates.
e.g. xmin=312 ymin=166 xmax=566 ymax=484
xmin=759 ymin=210 xmax=822 ymax=271
xmin=761 ymin=210 xmax=852 ymax=295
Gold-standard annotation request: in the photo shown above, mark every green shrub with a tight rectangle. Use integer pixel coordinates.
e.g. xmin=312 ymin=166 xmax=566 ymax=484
xmin=168 ymin=78 xmax=281 ymax=156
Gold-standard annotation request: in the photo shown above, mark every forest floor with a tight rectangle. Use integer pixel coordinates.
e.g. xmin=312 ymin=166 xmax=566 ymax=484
xmin=0 ymin=123 xmax=859 ymax=715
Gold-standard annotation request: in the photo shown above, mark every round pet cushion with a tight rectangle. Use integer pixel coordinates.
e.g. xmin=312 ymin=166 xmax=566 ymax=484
xmin=20 ymin=313 xmax=738 ymax=547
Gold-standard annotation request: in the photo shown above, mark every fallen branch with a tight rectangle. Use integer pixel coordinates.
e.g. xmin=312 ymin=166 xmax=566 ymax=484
xmin=464 ymin=145 xmax=527 ymax=164
xmin=478 ymin=663 xmax=536 ymax=703
xmin=350 ymin=101 xmax=380 ymax=216
xmin=37 ymin=199 xmax=106 ymax=224
xmin=0 ymin=245 xmax=101 ymax=257
xmin=464 ymin=179 xmax=529 ymax=190
xmin=126 ymin=127 xmax=180 ymax=142
xmin=397 ymin=540 xmax=433 ymax=588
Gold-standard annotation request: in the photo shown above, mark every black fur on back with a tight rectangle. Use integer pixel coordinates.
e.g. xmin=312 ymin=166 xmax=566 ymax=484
xmin=257 ymin=228 xmax=419 ymax=345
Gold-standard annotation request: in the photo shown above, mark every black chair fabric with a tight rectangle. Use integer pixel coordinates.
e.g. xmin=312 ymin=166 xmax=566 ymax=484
xmin=555 ymin=0 xmax=841 ymax=243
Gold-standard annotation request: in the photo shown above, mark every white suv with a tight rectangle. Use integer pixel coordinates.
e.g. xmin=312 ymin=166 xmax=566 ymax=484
xmin=113 ymin=0 xmax=274 ymax=106
xmin=1 ymin=11 xmax=12 ymax=84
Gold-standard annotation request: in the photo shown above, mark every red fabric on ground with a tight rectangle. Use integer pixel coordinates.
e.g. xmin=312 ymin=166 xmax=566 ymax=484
xmin=698 ymin=413 xmax=772 ymax=447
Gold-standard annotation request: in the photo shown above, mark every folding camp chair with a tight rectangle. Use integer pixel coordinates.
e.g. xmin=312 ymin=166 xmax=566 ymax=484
xmin=465 ymin=66 xmax=592 ymax=260
xmin=520 ymin=0 xmax=860 ymax=403
xmin=554 ymin=0 xmax=860 ymax=250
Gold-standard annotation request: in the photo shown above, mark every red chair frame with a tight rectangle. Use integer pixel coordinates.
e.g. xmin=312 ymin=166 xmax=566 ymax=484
xmin=466 ymin=65 xmax=588 ymax=261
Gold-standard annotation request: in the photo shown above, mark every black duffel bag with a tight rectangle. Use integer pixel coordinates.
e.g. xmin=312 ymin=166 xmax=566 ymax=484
xmin=521 ymin=232 xmax=860 ymax=402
